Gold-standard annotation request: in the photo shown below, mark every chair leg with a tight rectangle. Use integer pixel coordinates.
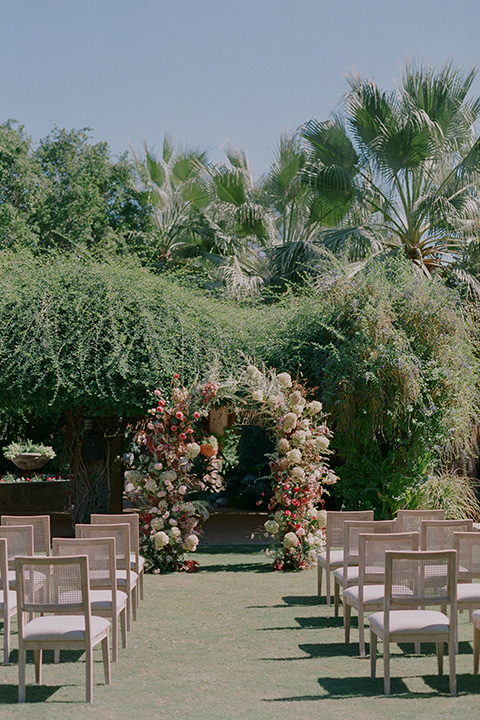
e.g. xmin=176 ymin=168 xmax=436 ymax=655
xmin=317 ymin=564 xmax=323 ymax=597
xmin=383 ymin=640 xmax=391 ymax=696
xmin=132 ymin=586 xmax=137 ymax=621
xmin=3 ymin=613 xmax=10 ymax=664
xmin=54 ymin=648 xmax=61 ymax=663
xmin=140 ymin=568 xmax=144 ymax=600
xmin=126 ymin=590 xmax=132 ymax=632
xmin=86 ymin=646 xmax=93 ymax=703
xmin=112 ymin=611 xmax=118 ymax=663
xmin=120 ymin=607 xmax=127 ymax=649
xmin=18 ymin=647 xmax=26 ymax=703
xmin=414 ymin=642 xmax=421 ymax=654
xmin=474 ymin=624 xmax=480 ymax=674
xmin=370 ymin=629 xmax=377 ymax=678
xmin=358 ymin=608 xmax=365 ymax=658
xmin=102 ymin=635 xmax=111 ymax=685
xmin=436 ymin=642 xmax=443 ymax=675
xmin=344 ymin=602 xmax=351 ymax=644
xmin=326 ymin=566 xmax=331 ymax=606
xmin=34 ymin=649 xmax=42 ymax=684
xmin=449 ymin=638 xmax=457 ymax=695
xmin=334 ymin=579 xmax=340 ymax=617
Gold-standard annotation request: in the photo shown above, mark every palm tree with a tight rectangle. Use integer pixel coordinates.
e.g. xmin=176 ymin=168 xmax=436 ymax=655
xmin=132 ymin=135 xmax=209 ymax=264
xmin=300 ymin=62 xmax=480 ymax=290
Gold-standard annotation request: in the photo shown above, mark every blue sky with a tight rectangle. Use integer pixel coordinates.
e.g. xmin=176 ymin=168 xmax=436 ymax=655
xmin=1 ymin=0 xmax=480 ymax=176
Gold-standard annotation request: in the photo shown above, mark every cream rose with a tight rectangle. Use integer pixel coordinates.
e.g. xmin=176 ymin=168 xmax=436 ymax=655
xmin=315 ymin=435 xmax=330 ymax=451
xmin=264 ymin=519 xmax=279 ymax=535
xmin=278 ymin=438 xmax=290 ymax=455
xmin=154 ymin=531 xmax=169 ymax=549
xmin=284 ymin=532 xmax=300 ymax=549
xmin=286 ymin=448 xmax=302 ymax=465
xmin=184 ymin=442 xmax=201 ymax=460
xmin=276 ymin=372 xmax=292 ymax=389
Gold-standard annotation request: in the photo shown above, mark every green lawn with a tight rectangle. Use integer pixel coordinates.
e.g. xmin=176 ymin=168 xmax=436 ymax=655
xmin=1 ymin=545 xmax=479 ymax=719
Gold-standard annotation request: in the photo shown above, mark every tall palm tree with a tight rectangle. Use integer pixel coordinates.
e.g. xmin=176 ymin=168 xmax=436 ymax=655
xmin=300 ymin=62 xmax=480 ymax=290
xmin=132 ymin=135 xmax=209 ymax=264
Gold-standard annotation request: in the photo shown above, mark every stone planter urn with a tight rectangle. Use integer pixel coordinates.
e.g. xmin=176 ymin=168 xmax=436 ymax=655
xmin=10 ymin=453 xmax=52 ymax=471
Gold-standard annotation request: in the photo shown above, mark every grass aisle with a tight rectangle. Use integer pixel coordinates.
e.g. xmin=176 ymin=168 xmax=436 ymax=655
xmin=1 ymin=545 xmax=480 ymax=719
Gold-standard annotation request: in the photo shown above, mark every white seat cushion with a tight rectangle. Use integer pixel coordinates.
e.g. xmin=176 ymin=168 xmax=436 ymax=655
xmin=333 ymin=566 xmax=359 ymax=584
xmin=0 ymin=588 xmax=17 ymax=611
xmin=369 ymin=609 xmax=449 ymax=636
xmin=317 ymin=550 xmax=343 ymax=566
xmin=344 ymin=584 xmax=414 ymax=608
xmin=116 ymin=570 xmax=138 ymax=591
xmin=90 ymin=589 xmax=128 ymax=612
xmin=457 ymin=583 xmax=480 ymax=603
xmin=23 ymin=615 xmax=110 ymax=643
xmin=130 ymin=553 xmax=145 ymax=571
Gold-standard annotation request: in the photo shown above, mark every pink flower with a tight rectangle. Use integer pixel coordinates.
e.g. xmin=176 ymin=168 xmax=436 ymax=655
xmin=284 ymin=510 xmax=291 ymax=516
xmin=179 ymin=432 xmax=187 ymax=441
xmin=147 ymin=422 xmax=154 ymax=430
xmin=156 ymin=407 xmax=163 ymax=414
xmin=186 ymin=428 xmax=194 ymax=434
xmin=176 ymin=411 xmax=184 ymax=421
xmin=193 ymin=411 xmax=200 ymax=420
xmin=171 ymin=425 xmax=177 ymax=432
xmin=154 ymin=389 xmax=161 ymax=397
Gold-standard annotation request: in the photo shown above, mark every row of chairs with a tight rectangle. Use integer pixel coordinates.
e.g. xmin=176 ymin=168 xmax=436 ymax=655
xmin=315 ymin=509 xmax=480 ymax=695
xmin=0 ymin=512 xmax=146 ymax=702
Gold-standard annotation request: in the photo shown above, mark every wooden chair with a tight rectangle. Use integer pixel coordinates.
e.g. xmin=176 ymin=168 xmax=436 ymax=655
xmin=90 ymin=513 xmax=145 ymax=602
xmin=396 ymin=509 xmax=444 ymax=533
xmin=317 ymin=510 xmax=374 ymax=605
xmin=343 ymin=532 xmax=419 ymax=656
xmin=421 ymin=519 xmax=474 ymax=550
xmin=333 ymin=519 xmax=397 ymax=616
xmin=52 ymin=536 xmax=127 ymax=662
xmin=1 ymin=515 xmax=51 ymax=555
xmin=15 ymin=554 xmax=111 ymax=703
xmin=75 ymin=523 xmax=138 ymax=631
xmin=368 ymin=549 xmax=457 ymax=695
xmin=0 ymin=538 xmax=17 ymax=664
xmin=0 ymin=525 xmax=34 ymax=589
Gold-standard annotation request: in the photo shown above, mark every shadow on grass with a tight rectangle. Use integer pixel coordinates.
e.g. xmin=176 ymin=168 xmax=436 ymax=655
xmin=298 ymin=642 xmax=362 ymax=658
xmin=256 ymin=616 xmax=348 ymax=631
xmin=198 ymin=562 xmax=272 ymax=573
xmin=0 ymin=685 xmax=62 ymax=704
xmin=7 ymin=649 xmax=85 ymax=665
xmin=396 ymin=641 xmax=471 ymax=657
xmin=197 ymin=544 xmax=269 ymax=554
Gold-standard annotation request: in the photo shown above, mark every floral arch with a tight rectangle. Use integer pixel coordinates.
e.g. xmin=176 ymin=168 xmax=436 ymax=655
xmin=124 ymin=364 xmax=337 ymax=573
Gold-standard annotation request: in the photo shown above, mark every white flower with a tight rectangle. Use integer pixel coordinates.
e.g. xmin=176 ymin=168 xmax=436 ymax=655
xmin=150 ymin=517 xmax=164 ymax=531
xmin=291 ymin=404 xmax=304 ymax=417
xmin=283 ymin=412 xmax=298 ymax=432
xmin=178 ymin=485 xmax=187 ymax=495
xmin=283 ymin=532 xmax=300 ymax=549
xmin=274 ymin=510 xmax=283 ymax=524
xmin=124 ymin=470 xmax=143 ymax=485
xmin=247 ymin=364 xmax=262 ymax=381
xmin=306 ymin=534 xmax=315 ymax=546
xmin=286 ymin=448 xmax=302 ymax=465
xmin=184 ymin=442 xmax=201 ymax=460
xmin=153 ymin=462 xmax=163 ymax=471
xmin=278 ymin=438 xmax=290 ymax=455
xmin=252 ymin=390 xmax=264 ymax=402
xmin=317 ymin=510 xmax=327 ymax=527
xmin=169 ymin=526 xmax=181 ymax=540
xmin=264 ymin=519 xmax=279 ymax=535
xmin=144 ymin=479 xmax=157 ymax=493
xmin=154 ymin=531 xmax=169 ymax=549
xmin=169 ymin=518 xmax=178 ymax=526
xmin=125 ymin=482 xmax=136 ymax=494
xmin=291 ymin=430 xmax=307 ymax=446
xmin=296 ymin=527 xmax=306 ymax=537
xmin=268 ymin=394 xmax=284 ymax=409
xmin=277 ymin=372 xmax=292 ymax=389
xmin=184 ymin=534 xmax=199 ymax=551
xmin=307 ymin=400 xmax=323 ymax=415
xmin=161 ymin=470 xmax=177 ymax=482
xmin=289 ymin=391 xmax=305 ymax=408
xmin=315 ymin=435 xmax=330 ymax=451
xmin=291 ymin=466 xmax=305 ymax=480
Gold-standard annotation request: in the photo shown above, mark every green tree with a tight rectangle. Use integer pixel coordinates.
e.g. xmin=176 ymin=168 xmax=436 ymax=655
xmin=301 ymin=62 xmax=480 ymax=291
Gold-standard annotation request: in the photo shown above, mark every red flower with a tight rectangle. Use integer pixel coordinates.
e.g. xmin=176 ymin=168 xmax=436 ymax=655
xmin=173 ymin=373 xmax=180 ymax=379
xmin=179 ymin=432 xmax=187 ymax=441
xmin=186 ymin=428 xmax=194 ymax=434
xmin=176 ymin=411 xmax=184 ymax=420
xmin=171 ymin=425 xmax=177 ymax=432
xmin=284 ymin=510 xmax=291 ymax=516
xmin=193 ymin=411 xmax=200 ymax=420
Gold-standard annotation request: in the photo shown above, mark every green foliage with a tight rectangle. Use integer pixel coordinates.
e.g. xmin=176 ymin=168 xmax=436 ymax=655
xmin=264 ymin=256 xmax=480 ymax=513
xmin=412 ymin=473 xmax=480 ymax=520
xmin=0 ymin=249 xmax=265 ymax=427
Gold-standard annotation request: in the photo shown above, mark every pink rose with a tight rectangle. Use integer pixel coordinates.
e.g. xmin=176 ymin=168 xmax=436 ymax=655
xmin=176 ymin=411 xmax=184 ymax=420
xmin=154 ymin=389 xmax=161 ymax=397
xmin=193 ymin=411 xmax=200 ymax=420
xmin=179 ymin=433 xmax=187 ymax=441
xmin=173 ymin=373 xmax=180 ymax=379
xmin=171 ymin=425 xmax=177 ymax=432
